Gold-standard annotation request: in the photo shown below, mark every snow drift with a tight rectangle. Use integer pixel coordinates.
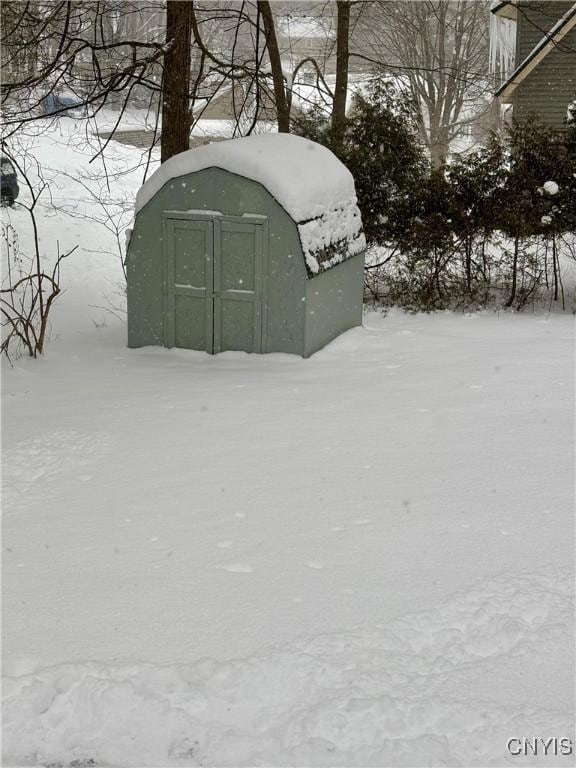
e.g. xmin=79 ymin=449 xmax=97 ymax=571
xmin=3 ymin=567 xmax=573 ymax=767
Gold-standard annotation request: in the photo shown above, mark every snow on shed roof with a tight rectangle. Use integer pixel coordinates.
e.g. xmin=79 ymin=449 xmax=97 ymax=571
xmin=135 ymin=133 xmax=355 ymax=221
xmin=135 ymin=133 xmax=365 ymax=275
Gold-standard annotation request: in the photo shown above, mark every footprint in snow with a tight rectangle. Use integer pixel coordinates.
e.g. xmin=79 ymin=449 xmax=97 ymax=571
xmin=218 ymin=563 xmax=254 ymax=573
xmin=216 ymin=540 xmax=233 ymax=549
xmin=307 ymin=561 xmax=324 ymax=570
xmin=3 ymin=430 xmax=108 ymax=507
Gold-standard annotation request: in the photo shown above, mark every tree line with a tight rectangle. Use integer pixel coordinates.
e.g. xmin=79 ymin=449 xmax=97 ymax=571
xmin=300 ymin=82 xmax=576 ymax=312
xmin=1 ymin=1 xmax=493 ymax=168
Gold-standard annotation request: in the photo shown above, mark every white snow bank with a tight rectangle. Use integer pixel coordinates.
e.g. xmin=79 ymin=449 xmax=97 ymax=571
xmin=134 ymin=133 xmax=365 ymax=274
xmin=3 ymin=567 xmax=573 ymax=767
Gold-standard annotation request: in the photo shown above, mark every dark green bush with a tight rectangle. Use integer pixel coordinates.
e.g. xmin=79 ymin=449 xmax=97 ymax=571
xmin=296 ymin=87 xmax=576 ymax=312
xmin=293 ymin=80 xmax=428 ymax=248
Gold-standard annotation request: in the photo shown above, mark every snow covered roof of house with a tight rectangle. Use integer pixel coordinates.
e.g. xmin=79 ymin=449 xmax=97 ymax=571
xmin=290 ymin=73 xmax=407 ymax=117
xmin=135 ymin=133 xmax=365 ymax=275
xmin=276 ymin=15 xmax=335 ymax=40
xmin=496 ymin=2 xmax=576 ymax=100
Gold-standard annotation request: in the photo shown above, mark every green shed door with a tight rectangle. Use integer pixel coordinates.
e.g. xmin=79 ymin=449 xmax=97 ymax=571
xmin=213 ymin=220 xmax=264 ymax=354
xmin=164 ymin=215 xmax=265 ymax=354
xmin=165 ymin=218 xmax=214 ymax=351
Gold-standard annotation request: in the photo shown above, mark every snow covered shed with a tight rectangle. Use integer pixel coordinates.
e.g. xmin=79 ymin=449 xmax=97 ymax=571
xmin=126 ymin=134 xmax=365 ymax=356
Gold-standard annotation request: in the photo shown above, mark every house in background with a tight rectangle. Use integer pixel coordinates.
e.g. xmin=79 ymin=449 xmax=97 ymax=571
xmin=275 ymin=11 xmax=336 ymax=77
xmin=490 ymin=0 xmax=576 ymax=127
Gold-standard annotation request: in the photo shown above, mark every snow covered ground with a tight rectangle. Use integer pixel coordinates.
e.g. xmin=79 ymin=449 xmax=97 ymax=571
xmin=2 ymin=120 xmax=575 ymax=767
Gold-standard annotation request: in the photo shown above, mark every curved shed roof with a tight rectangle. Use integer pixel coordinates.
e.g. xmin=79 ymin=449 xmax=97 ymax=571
xmin=135 ymin=134 xmax=365 ymax=275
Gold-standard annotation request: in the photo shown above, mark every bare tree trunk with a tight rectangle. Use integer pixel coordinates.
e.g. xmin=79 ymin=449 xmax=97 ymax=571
xmin=430 ymin=125 xmax=450 ymax=168
xmin=258 ymin=0 xmax=290 ymax=133
xmin=161 ymin=1 xmax=193 ymax=163
xmin=552 ymin=234 xmax=559 ymax=302
xmin=465 ymin=238 xmax=472 ymax=292
xmin=505 ymin=235 xmax=519 ymax=308
xmin=332 ymin=0 xmax=350 ymax=147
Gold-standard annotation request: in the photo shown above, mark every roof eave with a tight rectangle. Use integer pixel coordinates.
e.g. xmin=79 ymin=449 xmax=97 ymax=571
xmin=491 ymin=1 xmax=518 ymax=20
xmin=495 ymin=5 xmax=576 ymax=100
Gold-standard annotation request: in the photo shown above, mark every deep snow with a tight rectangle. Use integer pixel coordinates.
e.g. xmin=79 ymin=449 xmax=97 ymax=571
xmin=2 ymin=119 xmax=575 ymax=767
xmin=134 ymin=133 xmax=357 ymax=220
xmin=3 ymin=567 xmax=574 ymax=767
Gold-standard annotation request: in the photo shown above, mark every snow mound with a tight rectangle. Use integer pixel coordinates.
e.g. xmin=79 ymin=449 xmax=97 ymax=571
xmin=134 ymin=134 xmax=354 ymax=221
xmin=3 ymin=568 xmax=573 ymax=767
xmin=543 ymin=180 xmax=559 ymax=196
xmin=134 ymin=133 xmax=365 ymax=275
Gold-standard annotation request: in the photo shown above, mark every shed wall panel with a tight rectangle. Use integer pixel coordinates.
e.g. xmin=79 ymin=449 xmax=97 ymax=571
xmin=304 ymin=253 xmax=364 ymax=357
xmin=127 ymin=214 xmax=164 ymax=348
